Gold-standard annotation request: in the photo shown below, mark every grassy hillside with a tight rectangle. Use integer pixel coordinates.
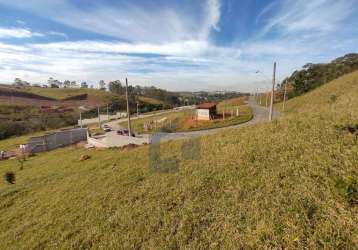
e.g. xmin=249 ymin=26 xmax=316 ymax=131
xmin=0 ymin=72 xmax=357 ymax=248
xmin=137 ymin=96 xmax=163 ymax=105
xmin=1 ymin=85 xmax=112 ymax=101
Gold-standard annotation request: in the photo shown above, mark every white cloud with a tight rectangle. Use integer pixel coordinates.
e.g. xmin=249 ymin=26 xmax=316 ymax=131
xmin=0 ymin=0 xmax=222 ymax=43
xmin=0 ymin=27 xmax=44 ymax=38
xmin=16 ymin=20 xmax=26 ymax=26
xmin=261 ymin=0 xmax=356 ymax=35
xmin=47 ymin=31 xmax=68 ymax=39
xmin=29 ymin=39 xmax=241 ymax=59
xmin=202 ymin=0 xmax=221 ymax=35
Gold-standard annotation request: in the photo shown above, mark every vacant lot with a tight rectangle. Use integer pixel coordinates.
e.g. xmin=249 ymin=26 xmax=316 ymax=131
xmin=0 ymin=72 xmax=357 ymax=248
xmin=119 ymin=97 xmax=252 ymax=134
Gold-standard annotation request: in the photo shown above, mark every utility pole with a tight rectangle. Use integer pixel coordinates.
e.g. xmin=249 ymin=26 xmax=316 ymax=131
xmin=107 ymin=104 xmax=109 ymax=121
xmin=265 ymin=90 xmax=269 ymax=107
xmin=80 ymin=111 xmax=83 ymax=128
xmin=125 ymin=78 xmax=132 ymax=136
xmin=137 ymin=102 xmax=139 ymax=116
xmin=97 ymin=107 xmax=101 ymax=128
xmin=269 ymin=62 xmax=276 ymax=121
xmin=282 ymin=80 xmax=287 ymax=113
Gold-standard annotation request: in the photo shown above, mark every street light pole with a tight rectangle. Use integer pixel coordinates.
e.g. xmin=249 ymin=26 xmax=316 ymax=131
xmin=97 ymin=106 xmax=101 ymax=128
xmin=125 ymin=78 xmax=132 ymax=136
xmin=80 ymin=111 xmax=83 ymax=128
xmin=282 ymin=80 xmax=287 ymax=113
xmin=269 ymin=62 xmax=276 ymax=121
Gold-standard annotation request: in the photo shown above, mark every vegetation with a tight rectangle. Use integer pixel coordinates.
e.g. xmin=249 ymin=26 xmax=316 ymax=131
xmin=0 ymin=72 xmax=357 ymax=248
xmin=21 ymin=87 xmax=112 ymax=101
xmin=280 ymin=53 xmax=358 ymax=98
xmin=0 ymin=105 xmax=78 ymax=140
xmin=0 ymin=131 xmax=50 ymax=151
xmin=3 ymin=172 xmax=15 ymax=184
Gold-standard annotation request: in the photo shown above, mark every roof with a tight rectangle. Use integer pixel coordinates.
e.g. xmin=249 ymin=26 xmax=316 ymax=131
xmin=196 ymin=102 xmax=217 ymax=109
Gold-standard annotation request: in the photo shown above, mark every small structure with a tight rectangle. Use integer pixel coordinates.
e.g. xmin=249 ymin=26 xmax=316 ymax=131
xmin=196 ymin=102 xmax=217 ymax=120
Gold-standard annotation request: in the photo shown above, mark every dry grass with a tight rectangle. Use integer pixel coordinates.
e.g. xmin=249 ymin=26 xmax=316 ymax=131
xmin=0 ymin=72 xmax=357 ymax=248
xmin=138 ymin=96 xmax=163 ymax=105
xmin=22 ymin=87 xmax=112 ymax=101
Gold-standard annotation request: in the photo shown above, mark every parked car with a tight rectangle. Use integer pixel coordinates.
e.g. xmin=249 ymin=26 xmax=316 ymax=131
xmin=103 ymin=127 xmax=112 ymax=132
xmin=102 ymin=124 xmax=112 ymax=132
xmin=117 ymin=129 xmax=135 ymax=137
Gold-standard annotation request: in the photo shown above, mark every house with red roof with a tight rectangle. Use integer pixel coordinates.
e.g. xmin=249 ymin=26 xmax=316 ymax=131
xmin=196 ymin=102 xmax=217 ymax=120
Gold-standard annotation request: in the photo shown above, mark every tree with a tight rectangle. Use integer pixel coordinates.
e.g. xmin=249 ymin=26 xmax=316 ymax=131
xmin=54 ymin=80 xmax=63 ymax=88
xmin=13 ymin=78 xmax=30 ymax=87
xmin=47 ymin=77 xmax=54 ymax=86
xmin=63 ymin=80 xmax=71 ymax=88
xmin=80 ymin=82 xmax=88 ymax=88
xmin=50 ymin=83 xmax=59 ymax=88
xmin=99 ymin=80 xmax=106 ymax=90
xmin=14 ymin=78 xmax=22 ymax=86
xmin=70 ymin=81 xmax=78 ymax=88
xmin=108 ymin=80 xmax=123 ymax=94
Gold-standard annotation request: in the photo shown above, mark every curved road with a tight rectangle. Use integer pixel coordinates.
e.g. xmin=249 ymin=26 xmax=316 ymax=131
xmin=102 ymin=96 xmax=280 ymax=144
xmin=150 ymin=96 xmax=280 ymax=142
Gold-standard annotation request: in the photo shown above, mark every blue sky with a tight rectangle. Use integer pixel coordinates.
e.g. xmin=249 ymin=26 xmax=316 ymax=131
xmin=0 ymin=0 xmax=357 ymax=91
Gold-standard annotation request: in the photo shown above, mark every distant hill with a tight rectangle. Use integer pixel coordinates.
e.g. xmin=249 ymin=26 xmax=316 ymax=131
xmin=0 ymin=85 xmax=165 ymax=140
xmin=281 ymin=53 xmax=358 ymax=98
xmin=0 ymin=85 xmax=113 ymax=108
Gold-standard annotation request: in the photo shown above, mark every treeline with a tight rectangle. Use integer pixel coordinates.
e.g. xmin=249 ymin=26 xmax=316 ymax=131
xmin=108 ymin=80 xmax=246 ymax=107
xmin=181 ymin=91 xmax=249 ymax=104
xmin=280 ymin=53 xmax=358 ymax=98
xmin=108 ymin=80 xmax=180 ymax=107
xmin=0 ymin=105 xmax=77 ymax=140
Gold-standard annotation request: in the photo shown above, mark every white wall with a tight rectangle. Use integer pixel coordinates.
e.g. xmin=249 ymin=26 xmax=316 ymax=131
xmin=197 ymin=109 xmax=210 ymax=120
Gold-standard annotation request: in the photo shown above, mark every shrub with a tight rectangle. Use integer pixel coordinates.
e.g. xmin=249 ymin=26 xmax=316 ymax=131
xmin=4 ymin=172 xmax=15 ymax=184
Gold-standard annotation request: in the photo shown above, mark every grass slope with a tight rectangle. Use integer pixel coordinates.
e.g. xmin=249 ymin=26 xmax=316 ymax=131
xmin=20 ymin=87 xmax=111 ymax=101
xmin=0 ymin=72 xmax=357 ymax=248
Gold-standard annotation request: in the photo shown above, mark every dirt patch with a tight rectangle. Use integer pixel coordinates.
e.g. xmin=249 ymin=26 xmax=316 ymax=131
xmin=80 ymin=155 xmax=91 ymax=161
xmin=346 ymin=125 xmax=358 ymax=135
xmin=120 ymin=144 xmax=139 ymax=150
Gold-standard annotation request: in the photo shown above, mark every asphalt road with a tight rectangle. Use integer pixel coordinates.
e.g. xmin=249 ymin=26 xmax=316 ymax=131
xmin=104 ymin=106 xmax=194 ymax=130
xmin=103 ymin=96 xmax=280 ymax=143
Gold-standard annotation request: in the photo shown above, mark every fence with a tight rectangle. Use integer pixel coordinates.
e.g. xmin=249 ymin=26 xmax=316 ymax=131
xmin=26 ymin=128 xmax=88 ymax=153
xmin=78 ymin=112 xmax=127 ymax=126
